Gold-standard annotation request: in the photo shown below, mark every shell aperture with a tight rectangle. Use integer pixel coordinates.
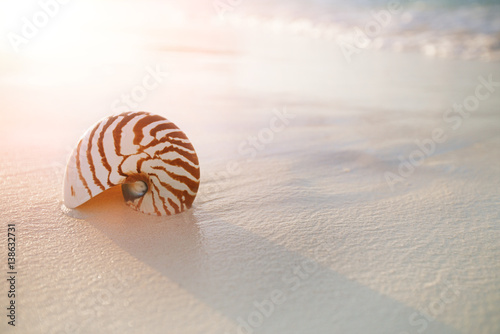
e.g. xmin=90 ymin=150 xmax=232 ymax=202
xmin=122 ymin=180 xmax=148 ymax=202
xmin=63 ymin=111 xmax=200 ymax=216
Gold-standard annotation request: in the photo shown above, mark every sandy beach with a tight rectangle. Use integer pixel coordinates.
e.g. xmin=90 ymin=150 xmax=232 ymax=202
xmin=0 ymin=0 xmax=499 ymax=333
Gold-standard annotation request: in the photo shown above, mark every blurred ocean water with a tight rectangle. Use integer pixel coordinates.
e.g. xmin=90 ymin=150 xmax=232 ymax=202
xmin=1 ymin=0 xmax=499 ymax=62
xmin=214 ymin=0 xmax=500 ymax=61
xmin=104 ymin=0 xmax=500 ymax=61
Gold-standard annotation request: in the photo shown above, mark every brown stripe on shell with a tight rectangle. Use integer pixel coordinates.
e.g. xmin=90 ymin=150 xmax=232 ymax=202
xmin=96 ymin=115 xmax=120 ymax=187
xmin=113 ymin=112 xmax=145 ymax=177
xmin=86 ymin=123 xmax=106 ymax=191
xmin=133 ymin=114 xmax=171 ymax=145
xmin=155 ymin=144 xmax=199 ymax=166
xmin=136 ymin=156 xmax=200 ymax=180
xmin=150 ymin=190 xmax=161 ymax=216
xmin=75 ymin=140 xmax=93 ymax=197
xmin=149 ymin=179 xmax=173 ymax=215
xmin=149 ymin=173 xmax=196 ymax=210
xmin=168 ymin=197 xmax=180 ymax=214
xmin=143 ymin=133 xmax=193 ymax=151
xmin=151 ymin=165 xmax=199 ymax=193
xmin=150 ymin=122 xmax=184 ymax=138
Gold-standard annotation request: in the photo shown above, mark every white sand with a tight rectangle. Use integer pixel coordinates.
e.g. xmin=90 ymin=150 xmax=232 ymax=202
xmin=0 ymin=1 xmax=499 ymax=333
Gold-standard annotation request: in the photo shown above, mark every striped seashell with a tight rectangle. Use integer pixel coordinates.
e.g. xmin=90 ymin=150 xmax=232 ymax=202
xmin=63 ymin=111 xmax=200 ymax=216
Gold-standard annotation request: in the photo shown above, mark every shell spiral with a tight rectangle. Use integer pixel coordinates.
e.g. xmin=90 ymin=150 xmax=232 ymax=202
xmin=63 ymin=111 xmax=200 ymax=216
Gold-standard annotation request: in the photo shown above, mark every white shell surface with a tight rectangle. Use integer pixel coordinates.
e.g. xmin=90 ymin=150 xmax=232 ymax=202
xmin=63 ymin=111 xmax=200 ymax=215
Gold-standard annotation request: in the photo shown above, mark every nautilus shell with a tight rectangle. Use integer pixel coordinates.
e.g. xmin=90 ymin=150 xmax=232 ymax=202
xmin=63 ymin=111 xmax=200 ymax=216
